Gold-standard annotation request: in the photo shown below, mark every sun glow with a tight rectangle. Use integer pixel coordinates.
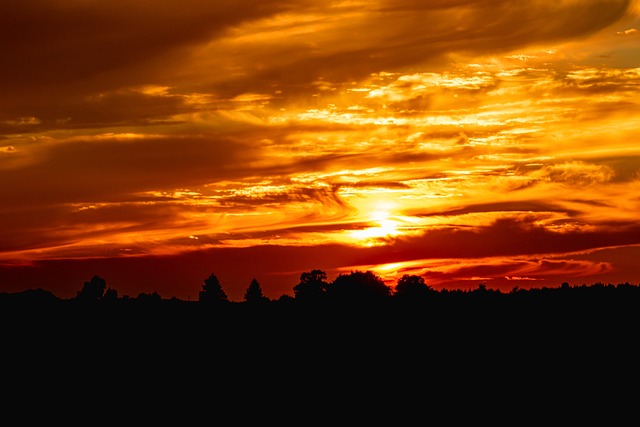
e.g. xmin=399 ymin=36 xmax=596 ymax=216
xmin=350 ymin=205 xmax=402 ymax=244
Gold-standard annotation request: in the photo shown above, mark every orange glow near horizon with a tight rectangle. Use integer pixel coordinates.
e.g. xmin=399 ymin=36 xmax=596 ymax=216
xmin=1 ymin=1 xmax=640 ymax=300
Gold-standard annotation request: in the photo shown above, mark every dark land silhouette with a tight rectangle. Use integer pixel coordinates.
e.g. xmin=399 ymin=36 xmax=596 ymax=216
xmin=4 ymin=269 xmax=640 ymax=310
xmin=3 ymin=268 xmax=637 ymax=416
xmin=3 ymin=269 xmax=639 ymax=338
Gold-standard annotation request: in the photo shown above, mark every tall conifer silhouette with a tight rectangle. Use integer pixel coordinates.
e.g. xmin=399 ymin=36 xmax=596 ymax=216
xmin=199 ymin=273 xmax=229 ymax=303
xmin=244 ymin=278 xmax=269 ymax=304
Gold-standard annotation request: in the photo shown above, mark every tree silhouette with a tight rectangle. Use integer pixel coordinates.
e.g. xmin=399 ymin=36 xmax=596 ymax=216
xmin=103 ymin=287 xmax=118 ymax=301
xmin=293 ymin=269 xmax=329 ymax=303
xmin=394 ymin=274 xmax=434 ymax=302
xmin=76 ymin=275 xmax=108 ymax=302
xmin=199 ymin=273 xmax=229 ymax=303
xmin=244 ymin=278 xmax=270 ymax=304
xmin=327 ymin=270 xmax=391 ymax=304
xmin=136 ymin=291 xmax=162 ymax=302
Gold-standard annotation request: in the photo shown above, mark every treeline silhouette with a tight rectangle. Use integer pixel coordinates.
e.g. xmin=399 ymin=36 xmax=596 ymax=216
xmin=2 ymin=268 xmax=640 ymax=306
xmin=2 ymin=268 xmax=640 ymax=322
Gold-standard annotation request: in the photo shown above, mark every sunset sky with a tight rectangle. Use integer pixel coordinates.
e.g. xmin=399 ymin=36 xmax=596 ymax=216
xmin=2 ymin=0 xmax=640 ymax=301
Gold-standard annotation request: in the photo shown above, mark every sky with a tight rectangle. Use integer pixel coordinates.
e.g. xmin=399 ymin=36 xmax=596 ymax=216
xmin=1 ymin=0 xmax=640 ymax=301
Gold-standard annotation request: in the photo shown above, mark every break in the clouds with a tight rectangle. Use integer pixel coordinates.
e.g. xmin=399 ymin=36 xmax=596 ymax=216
xmin=1 ymin=0 xmax=640 ymax=300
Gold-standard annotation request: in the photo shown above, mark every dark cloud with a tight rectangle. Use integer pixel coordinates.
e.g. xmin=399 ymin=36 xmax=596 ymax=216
xmin=421 ymin=258 xmax=613 ymax=291
xmin=0 ymin=135 xmax=253 ymax=206
xmin=5 ymin=0 xmax=625 ymax=97
xmin=0 ymin=90 xmax=190 ymax=134
xmin=411 ymin=201 xmax=574 ymax=218
xmin=218 ymin=0 xmax=632 ymax=95
xmin=355 ymin=217 xmax=640 ymax=266
xmin=0 ymin=199 xmax=210 ymax=254
xmin=1 ymin=0 xmax=631 ymax=128
xmin=0 ymin=1 xmax=297 ymax=96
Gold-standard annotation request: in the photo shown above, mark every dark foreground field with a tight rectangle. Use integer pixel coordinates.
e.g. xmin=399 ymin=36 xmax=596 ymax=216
xmin=3 ymin=287 xmax=638 ymax=354
xmin=2 ymin=288 xmax=638 ymax=422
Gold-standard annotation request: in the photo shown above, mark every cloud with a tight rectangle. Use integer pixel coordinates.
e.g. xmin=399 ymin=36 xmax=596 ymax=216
xmin=209 ymin=0 xmax=631 ymax=93
xmin=415 ymin=257 xmax=613 ymax=287
xmin=561 ymin=68 xmax=640 ymax=94
xmin=0 ymin=1 xmax=296 ymax=90
xmin=354 ymin=216 xmax=640 ymax=267
xmin=0 ymin=134 xmax=255 ymax=206
xmin=2 ymin=1 xmax=631 ymax=115
xmin=533 ymin=161 xmax=615 ymax=186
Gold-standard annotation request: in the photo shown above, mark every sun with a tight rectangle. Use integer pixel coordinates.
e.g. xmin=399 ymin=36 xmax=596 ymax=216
xmin=350 ymin=206 xmax=401 ymax=244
